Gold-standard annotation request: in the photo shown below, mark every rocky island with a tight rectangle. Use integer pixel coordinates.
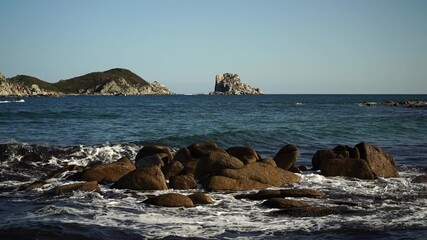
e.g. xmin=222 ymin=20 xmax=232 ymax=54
xmin=0 ymin=68 xmax=174 ymax=97
xmin=210 ymin=73 xmax=262 ymax=95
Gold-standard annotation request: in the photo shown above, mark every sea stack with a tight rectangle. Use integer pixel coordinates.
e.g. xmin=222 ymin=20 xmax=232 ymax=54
xmin=211 ymin=73 xmax=262 ymax=95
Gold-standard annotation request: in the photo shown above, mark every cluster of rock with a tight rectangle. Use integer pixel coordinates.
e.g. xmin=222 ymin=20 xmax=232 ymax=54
xmin=15 ymin=140 xmax=413 ymax=211
xmin=359 ymin=100 xmax=427 ymax=107
xmin=0 ymin=75 xmax=60 ymax=97
xmin=210 ymin=73 xmax=262 ymax=95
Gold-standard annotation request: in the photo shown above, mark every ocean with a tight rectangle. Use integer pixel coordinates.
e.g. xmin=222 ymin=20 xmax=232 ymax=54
xmin=0 ymin=94 xmax=426 ymax=239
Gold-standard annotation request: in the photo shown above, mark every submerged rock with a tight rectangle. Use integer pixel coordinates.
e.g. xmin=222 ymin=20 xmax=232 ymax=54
xmin=188 ymin=193 xmax=213 ymax=205
xmin=262 ymin=198 xmax=310 ymax=209
xmin=235 ymin=188 xmax=325 ymax=200
xmin=52 ymin=181 xmax=101 ymax=195
xmin=412 ymin=175 xmax=427 ymax=183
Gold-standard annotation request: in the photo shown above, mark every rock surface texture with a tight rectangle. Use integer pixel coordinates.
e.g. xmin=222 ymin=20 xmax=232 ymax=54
xmin=211 ymin=73 xmax=262 ymax=95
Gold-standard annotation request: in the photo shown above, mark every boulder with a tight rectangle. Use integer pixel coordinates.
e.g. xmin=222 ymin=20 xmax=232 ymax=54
xmin=53 ymin=181 xmax=101 ymax=195
xmin=312 ymin=143 xmax=398 ymax=178
xmin=135 ymin=145 xmax=173 ymax=163
xmin=262 ymin=198 xmax=310 ymax=209
xmin=355 ymin=142 xmax=399 ymax=177
xmin=161 ymin=161 xmax=184 ymax=180
xmin=45 ymin=165 xmax=85 ymax=179
xmin=143 ymin=193 xmax=194 ymax=208
xmin=205 ymin=175 xmax=269 ymax=191
xmin=188 ymin=193 xmax=213 ymax=204
xmin=194 ymin=150 xmax=244 ymax=180
xmin=226 ymin=146 xmax=259 ymax=164
xmin=169 ymin=175 xmax=196 ymax=190
xmin=235 ymin=188 xmax=325 ymax=200
xmin=261 ymin=158 xmax=277 ymax=167
xmin=111 ymin=166 xmax=167 ymax=190
xmin=319 ymin=158 xmax=375 ymax=180
xmin=273 ymin=144 xmax=299 ymax=170
xmin=412 ymin=175 xmax=427 ymax=183
xmin=135 ymin=153 xmax=166 ymax=169
xmin=273 ymin=206 xmax=339 ymax=217
xmin=188 ymin=141 xmax=221 ymax=158
xmin=173 ymin=147 xmax=199 ymax=175
xmin=78 ymin=157 xmax=136 ymax=183
xmin=20 ymin=180 xmax=47 ymax=191
xmin=219 ymin=162 xmax=301 ymax=187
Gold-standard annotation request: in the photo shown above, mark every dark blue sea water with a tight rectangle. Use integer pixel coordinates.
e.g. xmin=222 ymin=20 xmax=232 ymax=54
xmin=1 ymin=95 xmax=426 ymax=239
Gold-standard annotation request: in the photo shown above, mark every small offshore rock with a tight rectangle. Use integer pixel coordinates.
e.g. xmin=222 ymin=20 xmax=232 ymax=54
xmin=273 ymin=206 xmax=339 ymax=217
xmin=143 ymin=193 xmax=194 ymax=208
xmin=188 ymin=193 xmax=214 ymax=204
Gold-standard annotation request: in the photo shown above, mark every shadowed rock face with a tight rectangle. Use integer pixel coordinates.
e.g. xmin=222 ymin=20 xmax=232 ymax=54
xmin=211 ymin=73 xmax=262 ymax=95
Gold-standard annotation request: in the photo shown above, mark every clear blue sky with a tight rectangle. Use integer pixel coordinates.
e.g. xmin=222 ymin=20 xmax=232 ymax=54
xmin=1 ymin=0 xmax=426 ymax=94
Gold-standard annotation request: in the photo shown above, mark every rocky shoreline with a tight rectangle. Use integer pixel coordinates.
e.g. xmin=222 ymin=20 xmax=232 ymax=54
xmin=10 ymin=141 xmax=425 ymax=216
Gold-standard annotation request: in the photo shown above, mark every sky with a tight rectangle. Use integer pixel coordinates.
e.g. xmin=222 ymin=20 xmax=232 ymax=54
xmin=0 ymin=0 xmax=426 ymax=94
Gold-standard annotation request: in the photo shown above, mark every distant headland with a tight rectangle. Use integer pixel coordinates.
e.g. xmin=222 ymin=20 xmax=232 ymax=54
xmin=0 ymin=69 xmax=263 ymax=97
xmin=0 ymin=68 xmax=173 ymax=97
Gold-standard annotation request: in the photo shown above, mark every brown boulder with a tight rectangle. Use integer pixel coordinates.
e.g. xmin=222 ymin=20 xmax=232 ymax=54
xmin=319 ymin=158 xmax=375 ymax=179
xmin=205 ymin=175 xmax=269 ymax=191
xmin=356 ymin=142 xmax=399 ymax=177
xmin=135 ymin=153 xmax=166 ymax=169
xmin=79 ymin=157 xmax=136 ymax=183
xmin=161 ymin=161 xmax=184 ymax=180
xmin=273 ymin=206 xmax=339 ymax=217
xmin=195 ymin=150 xmax=244 ymax=179
xmin=53 ymin=181 xmax=101 ymax=194
xmin=226 ymin=146 xmax=259 ymax=164
xmin=135 ymin=145 xmax=173 ymax=163
xmin=173 ymin=147 xmax=199 ymax=176
xmin=188 ymin=141 xmax=220 ymax=158
xmin=412 ymin=175 xmax=427 ymax=183
xmin=143 ymin=193 xmax=194 ymax=208
xmin=219 ymin=162 xmax=301 ymax=187
xmin=273 ymin=144 xmax=300 ymax=170
xmin=262 ymin=198 xmax=310 ymax=209
xmin=188 ymin=193 xmax=213 ymax=204
xmin=235 ymin=188 xmax=325 ymax=200
xmin=169 ymin=175 xmax=196 ymax=190
xmin=312 ymin=149 xmax=347 ymax=170
xmin=45 ymin=165 xmax=85 ymax=179
xmin=111 ymin=166 xmax=167 ymax=190
xmin=261 ymin=158 xmax=277 ymax=167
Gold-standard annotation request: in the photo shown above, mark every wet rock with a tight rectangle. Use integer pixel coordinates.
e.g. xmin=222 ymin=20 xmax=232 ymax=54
xmin=412 ymin=175 xmax=427 ymax=183
xmin=44 ymin=165 xmax=85 ymax=179
xmin=226 ymin=146 xmax=259 ymax=164
xmin=312 ymin=142 xmax=398 ymax=178
xmin=20 ymin=180 xmax=47 ymax=191
xmin=205 ymin=175 xmax=269 ymax=191
xmin=169 ymin=175 xmax=196 ymax=190
xmin=135 ymin=153 xmax=167 ymax=169
xmin=173 ymin=147 xmax=199 ymax=176
xmin=297 ymin=165 xmax=309 ymax=172
xmin=273 ymin=144 xmax=299 ymax=170
xmin=219 ymin=162 xmax=301 ymax=187
xmin=262 ymin=198 xmax=310 ymax=209
xmin=78 ymin=157 xmax=136 ymax=183
xmin=143 ymin=193 xmax=194 ymax=208
xmin=235 ymin=188 xmax=325 ymax=200
xmin=195 ymin=150 xmax=244 ymax=180
xmin=289 ymin=166 xmax=302 ymax=174
xmin=356 ymin=142 xmax=399 ymax=178
xmin=188 ymin=141 xmax=221 ymax=158
xmin=135 ymin=145 xmax=173 ymax=164
xmin=161 ymin=161 xmax=184 ymax=180
xmin=319 ymin=158 xmax=375 ymax=180
xmin=111 ymin=166 xmax=167 ymax=190
xmin=53 ymin=181 xmax=101 ymax=195
xmin=273 ymin=206 xmax=339 ymax=217
xmin=188 ymin=193 xmax=213 ymax=204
